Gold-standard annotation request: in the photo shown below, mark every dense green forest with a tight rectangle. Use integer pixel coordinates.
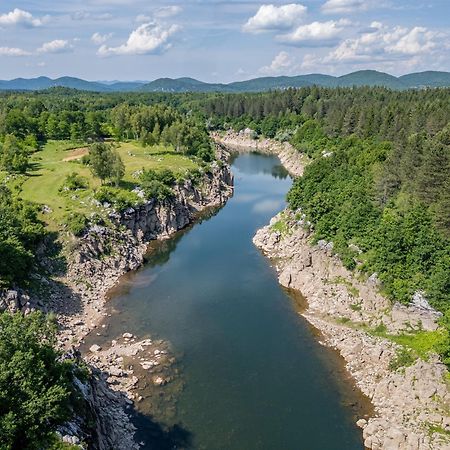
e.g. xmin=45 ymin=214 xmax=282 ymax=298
xmin=202 ymin=86 xmax=450 ymax=364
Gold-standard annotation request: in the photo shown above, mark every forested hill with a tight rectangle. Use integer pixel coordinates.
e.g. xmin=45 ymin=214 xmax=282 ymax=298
xmin=1 ymin=70 xmax=450 ymax=92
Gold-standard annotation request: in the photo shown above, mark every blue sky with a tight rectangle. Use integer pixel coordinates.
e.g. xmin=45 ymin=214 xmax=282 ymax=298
xmin=0 ymin=0 xmax=449 ymax=82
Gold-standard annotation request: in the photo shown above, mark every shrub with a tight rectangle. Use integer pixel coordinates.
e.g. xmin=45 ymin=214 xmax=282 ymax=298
xmin=63 ymin=212 xmax=87 ymax=236
xmin=141 ymin=180 xmax=173 ymax=201
xmin=139 ymin=168 xmax=175 ymax=186
xmin=94 ymin=186 xmax=140 ymax=211
xmin=59 ymin=172 xmax=88 ymax=193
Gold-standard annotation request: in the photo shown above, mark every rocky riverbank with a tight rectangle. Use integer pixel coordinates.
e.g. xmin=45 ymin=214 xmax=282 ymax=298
xmin=253 ymin=210 xmax=450 ymax=450
xmin=212 ymin=130 xmax=307 ymax=177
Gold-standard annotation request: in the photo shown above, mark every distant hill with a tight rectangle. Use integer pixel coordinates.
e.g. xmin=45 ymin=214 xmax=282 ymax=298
xmin=0 ymin=76 xmax=145 ymax=92
xmin=0 ymin=71 xmax=449 ymax=93
xmin=336 ymin=70 xmax=406 ymax=89
xmin=399 ymin=71 xmax=450 ymax=88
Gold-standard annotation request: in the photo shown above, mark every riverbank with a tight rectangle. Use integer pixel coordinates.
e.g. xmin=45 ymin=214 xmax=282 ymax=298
xmin=253 ymin=211 xmax=449 ymax=449
xmin=212 ymin=130 xmax=307 ymax=177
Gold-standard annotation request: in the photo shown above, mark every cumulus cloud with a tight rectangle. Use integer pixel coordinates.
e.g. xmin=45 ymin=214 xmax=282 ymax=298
xmin=98 ymin=22 xmax=179 ymax=56
xmin=322 ymin=0 xmax=370 ymax=14
xmin=0 ymin=46 xmax=31 ymax=56
xmin=243 ymin=4 xmax=307 ymax=34
xmin=259 ymin=51 xmax=297 ymax=75
xmin=38 ymin=40 xmax=74 ymax=54
xmin=326 ymin=23 xmax=440 ymax=63
xmin=0 ymin=8 xmax=46 ymax=27
xmin=91 ymin=32 xmax=113 ymax=45
xmin=277 ymin=19 xmax=350 ymax=47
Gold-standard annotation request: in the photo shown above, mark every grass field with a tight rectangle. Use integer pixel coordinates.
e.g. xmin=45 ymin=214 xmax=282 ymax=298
xmin=15 ymin=140 xmax=199 ymax=230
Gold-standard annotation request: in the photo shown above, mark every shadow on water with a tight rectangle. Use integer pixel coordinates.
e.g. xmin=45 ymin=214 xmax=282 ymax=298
xmin=131 ymin=411 xmax=193 ymax=450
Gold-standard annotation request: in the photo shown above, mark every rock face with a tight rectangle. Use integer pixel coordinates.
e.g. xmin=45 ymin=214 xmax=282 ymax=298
xmin=212 ymin=131 xmax=307 ymax=177
xmin=253 ymin=210 xmax=450 ymax=450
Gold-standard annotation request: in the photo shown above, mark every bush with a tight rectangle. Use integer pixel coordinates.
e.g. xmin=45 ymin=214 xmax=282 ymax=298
xmin=63 ymin=212 xmax=87 ymax=236
xmin=139 ymin=168 xmax=175 ymax=186
xmin=59 ymin=172 xmax=88 ymax=193
xmin=0 ymin=312 xmax=73 ymax=449
xmin=139 ymin=168 xmax=175 ymax=200
xmin=141 ymin=180 xmax=173 ymax=201
xmin=94 ymin=186 xmax=140 ymax=211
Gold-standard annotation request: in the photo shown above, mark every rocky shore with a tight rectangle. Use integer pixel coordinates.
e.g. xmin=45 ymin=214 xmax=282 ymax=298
xmin=212 ymin=130 xmax=307 ymax=177
xmin=253 ymin=210 xmax=450 ymax=450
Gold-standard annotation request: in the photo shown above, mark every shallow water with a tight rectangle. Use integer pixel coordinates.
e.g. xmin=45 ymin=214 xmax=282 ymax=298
xmin=94 ymin=153 xmax=368 ymax=449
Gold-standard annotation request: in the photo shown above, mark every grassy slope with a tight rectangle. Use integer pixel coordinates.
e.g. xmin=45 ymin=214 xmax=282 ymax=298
xmin=17 ymin=140 xmax=198 ymax=229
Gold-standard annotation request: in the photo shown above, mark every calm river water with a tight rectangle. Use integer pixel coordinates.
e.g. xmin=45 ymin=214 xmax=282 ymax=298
xmin=94 ymin=153 xmax=367 ymax=449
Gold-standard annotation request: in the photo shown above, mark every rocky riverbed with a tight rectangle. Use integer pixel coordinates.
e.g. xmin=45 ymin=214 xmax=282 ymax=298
xmin=253 ymin=210 xmax=450 ymax=450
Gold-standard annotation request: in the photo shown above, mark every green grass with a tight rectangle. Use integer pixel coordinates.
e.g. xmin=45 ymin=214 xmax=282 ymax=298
xmin=15 ymin=140 xmax=199 ymax=230
xmin=333 ymin=316 xmax=447 ymax=370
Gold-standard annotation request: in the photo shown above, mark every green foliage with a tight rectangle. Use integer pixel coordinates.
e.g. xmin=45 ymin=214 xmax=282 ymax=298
xmin=0 ymin=134 xmax=29 ymax=173
xmin=63 ymin=212 xmax=87 ymax=236
xmin=0 ymin=186 xmax=46 ymax=286
xmin=139 ymin=168 xmax=175 ymax=201
xmin=59 ymin=172 xmax=88 ymax=193
xmin=0 ymin=312 xmax=73 ymax=449
xmin=88 ymin=142 xmax=124 ymax=186
xmin=94 ymin=186 xmax=140 ymax=211
xmin=389 ymin=347 xmax=416 ymax=371
xmin=140 ymin=168 xmax=175 ymax=186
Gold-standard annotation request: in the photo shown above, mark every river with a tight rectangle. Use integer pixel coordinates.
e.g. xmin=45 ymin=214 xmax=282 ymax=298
xmin=91 ymin=152 xmax=368 ymax=449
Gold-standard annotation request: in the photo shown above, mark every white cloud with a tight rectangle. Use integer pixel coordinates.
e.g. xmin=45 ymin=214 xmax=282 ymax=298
xmin=277 ymin=19 xmax=350 ymax=47
xmin=136 ymin=6 xmax=182 ymax=23
xmin=38 ymin=40 xmax=73 ymax=54
xmin=98 ymin=22 xmax=179 ymax=56
xmin=327 ymin=23 xmax=440 ymax=63
xmin=0 ymin=46 xmax=31 ymax=56
xmin=71 ymin=11 xmax=113 ymax=21
xmin=322 ymin=0 xmax=370 ymax=14
xmin=0 ymin=8 xmax=46 ymax=27
xmin=91 ymin=32 xmax=113 ymax=45
xmin=154 ymin=6 xmax=182 ymax=18
xmin=259 ymin=51 xmax=297 ymax=75
xmin=243 ymin=4 xmax=307 ymax=34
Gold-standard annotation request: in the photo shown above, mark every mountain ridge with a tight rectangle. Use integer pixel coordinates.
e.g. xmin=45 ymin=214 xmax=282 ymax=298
xmin=0 ymin=70 xmax=449 ymax=93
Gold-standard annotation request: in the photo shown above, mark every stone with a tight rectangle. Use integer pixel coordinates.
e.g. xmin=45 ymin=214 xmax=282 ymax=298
xmin=123 ymin=333 xmax=133 ymax=339
xmin=356 ymin=418 xmax=367 ymax=428
xmin=89 ymin=344 xmax=102 ymax=352
xmin=152 ymin=376 xmax=167 ymax=386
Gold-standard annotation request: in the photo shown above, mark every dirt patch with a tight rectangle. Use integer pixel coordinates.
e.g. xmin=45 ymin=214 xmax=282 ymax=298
xmin=62 ymin=147 xmax=88 ymax=162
